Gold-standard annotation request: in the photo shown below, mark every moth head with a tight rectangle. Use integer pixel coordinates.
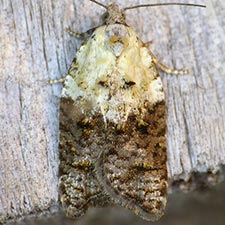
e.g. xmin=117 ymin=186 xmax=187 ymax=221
xmin=90 ymin=1 xmax=126 ymax=25
xmin=90 ymin=0 xmax=206 ymax=25
xmin=102 ymin=3 xmax=126 ymax=25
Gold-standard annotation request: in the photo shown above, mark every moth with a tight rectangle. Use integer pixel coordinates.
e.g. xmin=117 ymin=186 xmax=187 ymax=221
xmin=50 ymin=0 xmax=205 ymax=221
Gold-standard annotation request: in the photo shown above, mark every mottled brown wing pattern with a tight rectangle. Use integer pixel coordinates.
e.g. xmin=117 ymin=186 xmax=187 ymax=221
xmin=59 ymin=26 xmax=167 ymax=220
xmin=58 ymin=2 xmax=168 ymax=221
xmin=50 ymin=0 xmax=205 ymax=221
xmin=59 ymin=96 xmax=167 ymax=221
xmin=59 ymin=98 xmax=111 ymax=218
xmin=94 ymin=101 xmax=167 ymax=221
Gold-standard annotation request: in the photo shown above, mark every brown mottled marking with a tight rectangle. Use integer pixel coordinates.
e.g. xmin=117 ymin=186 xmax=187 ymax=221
xmin=93 ymin=100 xmax=167 ymax=221
xmin=59 ymin=95 xmax=167 ymax=220
xmin=49 ymin=0 xmax=205 ymax=222
xmin=59 ymin=98 xmax=111 ymax=218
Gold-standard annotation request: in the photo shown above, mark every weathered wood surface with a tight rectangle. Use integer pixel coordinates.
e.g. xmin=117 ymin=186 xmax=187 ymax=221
xmin=0 ymin=0 xmax=224 ymax=223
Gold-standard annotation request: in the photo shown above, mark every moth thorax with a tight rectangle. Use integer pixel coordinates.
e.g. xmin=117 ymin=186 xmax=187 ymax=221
xmin=103 ymin=3 xmax=126 ymax=25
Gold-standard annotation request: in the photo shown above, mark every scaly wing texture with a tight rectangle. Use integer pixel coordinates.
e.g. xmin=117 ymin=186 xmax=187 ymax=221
xmin=95 ymin=101 xmax=167 ymax=221
xmin=59 ymin=98 xmax=111 ymax=218
xmin=60 ymin=24 xmax=167 ymax=221
xmin=60 ymin=97 xmax=167 ymax=220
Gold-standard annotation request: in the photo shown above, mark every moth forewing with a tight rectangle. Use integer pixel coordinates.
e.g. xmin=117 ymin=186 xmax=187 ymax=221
xmin=49 ymin=0 xmax=205 ymax=221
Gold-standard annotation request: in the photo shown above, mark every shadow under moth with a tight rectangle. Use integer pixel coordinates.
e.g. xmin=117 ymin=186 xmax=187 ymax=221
xmin=50 ymin=0 xmax=205 ymax=221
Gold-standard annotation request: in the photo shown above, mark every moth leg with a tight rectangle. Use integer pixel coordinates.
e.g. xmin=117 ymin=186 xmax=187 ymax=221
xmin=48 ymin=75 xmax=68 ymax=84
xmin=66 ymin=26 xmax=99 ymax=39
xmin=148 ymin=48 xmax=191 ymax=75
xmin=144 ymin=40 xmax=154 ymax=47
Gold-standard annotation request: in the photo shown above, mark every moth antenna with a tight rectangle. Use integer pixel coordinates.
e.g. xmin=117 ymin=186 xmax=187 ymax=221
xmin=123 ymin=3 xmax=206 ymax=11
xmin=89 ymin=0 xmax=107 ymax=9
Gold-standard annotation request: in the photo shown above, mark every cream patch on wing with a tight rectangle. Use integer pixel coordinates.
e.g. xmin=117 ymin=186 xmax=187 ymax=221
xmin=62 ymin=25 xmax=165 ymax=123
xmin=148 ymin=77 xmax=165 ymax=104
